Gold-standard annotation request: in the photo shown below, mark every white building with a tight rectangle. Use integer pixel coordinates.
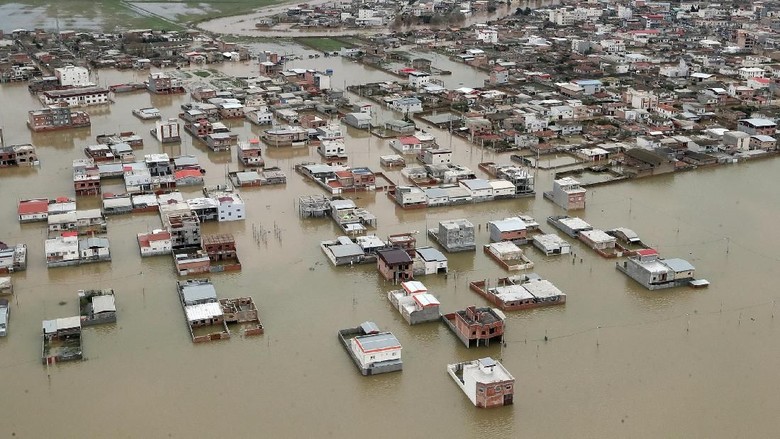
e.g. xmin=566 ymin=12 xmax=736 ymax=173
xmin=55 ymin=65 xmax=90 ymax=87
xmin=387 ymin=97 xmax=423 ymax=114
xmin=408 ymin=71 xmax=431 ymax=89
xmin=447 ymin=357 xmax=515 ymax=408
xmin=475 ymin=26 xmax=498 ymax=44
xmin=548 ymin=177 xmax=586 ymax=210
xmin=415 ymin=247 xmax=448 ymax=275
xmin=137 ymin=230 xmax=172 ymax=257
xmin=459 ymin=179 xmax=493 ymax=201
xmin=212 ymin=192 xmax=245 ymax=222
xmin=738 ymin=67 xmax=765 ymax=79
xmin=422 ymin=148 xmax=453 ymax=165
xmin=349 ymin=330 xmax=402 ymax=370
xmin=44 ymin=235 xmax=79 ymax=266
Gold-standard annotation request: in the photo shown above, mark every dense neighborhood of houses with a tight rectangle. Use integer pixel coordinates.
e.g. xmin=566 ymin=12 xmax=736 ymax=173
xmin=4 ymin=0 xmax=777 ymax=413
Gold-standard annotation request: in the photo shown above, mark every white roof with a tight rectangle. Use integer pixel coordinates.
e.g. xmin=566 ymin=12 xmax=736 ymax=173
xmin=42 ymin=316 xmax=81 ymax=334
xmin=92 ymin=294 xmax=116 ymax=314
xmin=401 ymin=281 xmax=427 ymax=295
xmin=559 ymin=217 xmax=592 ymax=230
xmin=413 ymin=293 xmax=440 ymax=308
xmin=185 ymin=302 xmax=223 ymax=322
xmin=580 ymin=229 xmax=615 ymax=244
xmin=490 ymin=217 xmax=526 ymax=232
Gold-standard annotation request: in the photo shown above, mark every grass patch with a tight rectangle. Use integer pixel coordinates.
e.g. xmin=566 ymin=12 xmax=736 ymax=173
xmin=295 ymin=37 xmax=355 ymax=52
xmin=192 ymin=70 xmax=211 ymax=77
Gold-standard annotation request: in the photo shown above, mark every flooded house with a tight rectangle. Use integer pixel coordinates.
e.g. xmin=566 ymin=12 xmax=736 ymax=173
xmin=173 ymin=249 xmax=211 ymax=275
xmin=488 ymin=217 xmax=528 ymax=244
xmin=447 ymin=357 xmax=515 ymax=408
xmin=262 ymin=125 xmax=308 ymax=146
xmin=394 ymin=186 xmax=428 ymax=209
xmin=237 ymin=139 xmax=264 ymax=167
xmin=27 ymin=103 xmax=91 ymax=132
xmin=177 ymin=279 xmax=230 ymax=343
xmin=73 ymin=159 xmax=101 ymax=196
xmin=18 ymin=198 xmax=52 ymax=222
xmin=47 ymin=209 xmax=107 ymax=236
xmin=137 ymin=230 xmax=172 ymax=256
xmin=132 ymin=107 xmax=161 ymax=120
xmin=616 ymin=249 xmax=701 ymax=290
xmin=387 ymin=281 xmax=441 ymax=325
xmin=484 ymin=242 xmax=534 ymax=271
xmin=205 ymin=131 xmax=239 ymax=152
xmin=147 ymin=72 xmax=184 ymax=94
xmin=202 ymin=233 xmax=241 ymax=272
xmin=414 ymin=246 xmax=448 ymax=275
xmin=42 ymin=316 xmax=82 ymax=364
xmin=470 ymin=274 xmax=566 ymax=311
xmin=78 ymin=289 xmax=117 ymax=326
xmin=579 ymin=229 xmax=624 ymax=257
xmin=0 ymin=277 xmax=12 ymax=296
xmin=162 ymin=209 xmax=201 ymax=250
xmin=40 ymin=87 xmax=109 ymax=107
xmin=532 ymin=233 xmax=572 ymax=256
xmin=321 ymin=235 xmax=386 ymax=266
xmin=338 ymin=321 xmax=403 ymax=376
xmin=328 ymin=198 xmax=376 ymax=235
xmin=442 ymin=306 xmax=505 ymax=348
xmin=547 ymin=216 xmax=593 ymax=238
xmin=219 ymin=297 xmax=263 ymax=336
xmin=152 ymin=118 xmax=181 ymax=143
xmin=0 ymin=144 xmax=39 ymax=167
xmin=78 ymin=236 xmax=111 ymax=264
xmin=0 ymin=243 xmax=27 ymax=273
xmin=544 ymin=177 xmax=586 ymax=210
xmin=96 ymin=132 xmax=144 ymax=149
xmin=317 ymin=139 xmax=347 ymax=161
xmin=0 ymin=299 xmax=7 ymax=337
xmin=376 ymin=248 xmax=414 ymax=282
xmin=428 ymin=219 xmax=476 ymax=252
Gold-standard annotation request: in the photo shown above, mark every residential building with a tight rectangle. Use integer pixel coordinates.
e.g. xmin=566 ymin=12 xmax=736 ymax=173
xmin=376 ymin=248 xmax=414 ymax=282
xmin=429 ymin=219 xmax=476 ymax=252
xmin=137 ymin=230 xmax=172 ymax=256
xmin=338 ymin=322 xmax=402 ymax=375
xmin=54 ymin=65 xmax=90 ymax=87
xmin=41 ymin=87 xmax=109 ymax=107
xmin=546 ymin=177 xmax=586 ymax=210
xmin=737 ymin=118 xmax=776 ymax=136
xmin=616 ymin=249 xmax=697 ymax=290
xmin=447 ymin=358 xmax=514 ymax=408
xmin=387 ymin=281 xmax=441 ymax=325
xmin=488 ymin=217 xmax=527 ymax=243
xmin=442 ymin=306 xmax=505 ymax=348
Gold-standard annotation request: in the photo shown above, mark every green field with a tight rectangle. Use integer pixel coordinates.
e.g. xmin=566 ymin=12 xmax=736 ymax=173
xmin=295 ymin=37 xmax=355 ymax=52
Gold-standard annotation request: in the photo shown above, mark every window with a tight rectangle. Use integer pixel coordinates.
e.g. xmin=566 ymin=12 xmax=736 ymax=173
xmin=495 ymin=386 xmax=501 ymax=392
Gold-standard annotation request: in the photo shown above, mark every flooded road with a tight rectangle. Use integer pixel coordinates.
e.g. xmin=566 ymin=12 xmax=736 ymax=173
xmin=1 ymin=61 xmax=780 ymax=438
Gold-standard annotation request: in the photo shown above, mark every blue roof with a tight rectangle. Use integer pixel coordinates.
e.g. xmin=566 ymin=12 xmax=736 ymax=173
xmin=573 ymin=79 xmax=603 ymax=86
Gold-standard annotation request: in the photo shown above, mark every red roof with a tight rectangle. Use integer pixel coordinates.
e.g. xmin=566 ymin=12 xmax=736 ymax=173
xmin=175 ymin=169 xmax=202 ymax=179
xmin=18 ymin=198 xmax=49 ymax=215
xmin=398 ymin=136 xmax=420 ymax=145
xmin=636 ymin=249 xmax=658 ymax=256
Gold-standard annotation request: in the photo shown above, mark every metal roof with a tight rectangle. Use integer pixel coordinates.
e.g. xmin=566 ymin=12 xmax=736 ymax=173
xmin=329 ymin=243 xmax=364 ymax=258
xmin=180 ymin=282 xmax=217 ymax=305
xmin=354 ymin=332 xmax=401 ymax=353
xmin=663 ymin=258 xmax=695 ymax=273
xmin=490 ymin=217 xmax=526 ymax=232
xmin=92 ymin=294 xmax=116 ymax=314
xmin=416 ymin=246 xmax=447 ymax=262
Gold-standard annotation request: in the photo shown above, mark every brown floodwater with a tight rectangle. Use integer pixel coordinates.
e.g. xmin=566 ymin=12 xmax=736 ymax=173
xmin=1 ymin=61 xmax=780 ymax=438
